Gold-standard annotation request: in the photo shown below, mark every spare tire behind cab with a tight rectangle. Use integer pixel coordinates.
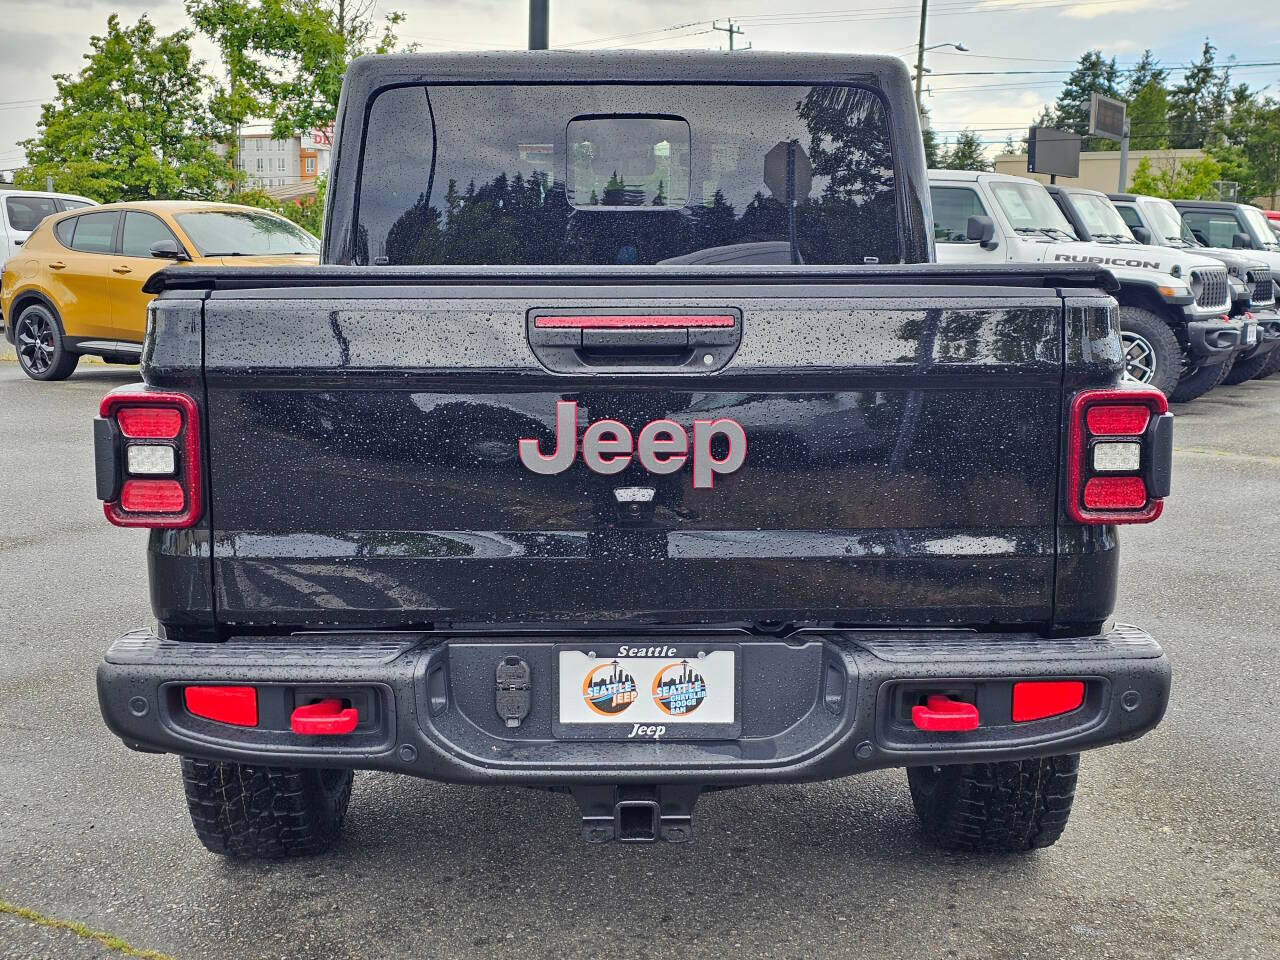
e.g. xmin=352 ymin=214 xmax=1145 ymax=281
xmin=1117 ymin=306 xmax=1181 ymax=397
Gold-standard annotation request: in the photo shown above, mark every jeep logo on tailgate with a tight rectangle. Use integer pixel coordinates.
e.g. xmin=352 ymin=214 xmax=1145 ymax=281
xmin=518 ymin=400 xmax=746 ymax=489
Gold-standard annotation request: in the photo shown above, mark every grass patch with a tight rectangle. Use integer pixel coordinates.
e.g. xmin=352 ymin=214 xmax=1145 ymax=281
xmin=0 ymin=900 xmax=176 ymax=959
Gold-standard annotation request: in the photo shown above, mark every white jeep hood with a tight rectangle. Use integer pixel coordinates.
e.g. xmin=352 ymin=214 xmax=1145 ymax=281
xmin=1030 ymin=240 xmax=1225 ymax=278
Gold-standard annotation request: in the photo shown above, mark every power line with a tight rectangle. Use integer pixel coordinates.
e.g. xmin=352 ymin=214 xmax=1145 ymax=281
xmin=927 ymin=60 xmax=1280 ymax=77
xmin=564 ymin=0 xmax=1119 ymax=50
xmin=558 ymin=21 xmax=707 ymax=48
xmin=724 ymin=0 xmax=1140 ymax=27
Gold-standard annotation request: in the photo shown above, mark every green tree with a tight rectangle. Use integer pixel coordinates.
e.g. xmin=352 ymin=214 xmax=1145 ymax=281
xmin=1125 ymin=49 xmax=1166 ymax=97
xmin=919 ymin=106 xmax=941 ymax=168
xmin=15 ymin=15 xmax=224 ymax=201
xmin=1130 ymin=154 xmax=1223 ymax=199
xmin=1125 ymin=50 xmax=1170 ymax=150
xmin=1054 ymin=50 xmax=1121 ymax=150
xmin=1168 ymin=40 xmax=1231 ymax=148
xmin=1022 ymin=105 xmax=1056 ymax=150
xmin=940 ymin=130 xmax=991 ymax=171
xmin=1210 ymin=94 xmax=1280 ymax=206
xmin=1128 ymin=81 xmax=1170 ymax=150
xmin=234 ymin=173 xmax=327 ymax=236
xmin=188 ymin=0 xmax=408 ymax=145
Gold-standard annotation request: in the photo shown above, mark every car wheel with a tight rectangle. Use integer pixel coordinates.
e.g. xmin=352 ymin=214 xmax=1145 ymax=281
xmin=181 ymin=758 xmax=353 ymax=858
xmin=1252 ymin=347 xmax=1280 ymax=380
xmin=1170 ymin=358 xmax=1229 ymax=403
xmin=1221 ymin=351 xmax=1269 ymax=385
xmin=1117 ymin=307 xmax=1180 ymax=397
xmin=907 ymin=754 xmax=1080 ymax=852
xmin=14 ymin=303 xmax=79 ymax=381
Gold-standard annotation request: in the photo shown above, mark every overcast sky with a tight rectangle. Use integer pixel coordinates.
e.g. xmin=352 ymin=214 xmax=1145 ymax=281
xmin=2 ymin=0 xmax=1280 ymax=176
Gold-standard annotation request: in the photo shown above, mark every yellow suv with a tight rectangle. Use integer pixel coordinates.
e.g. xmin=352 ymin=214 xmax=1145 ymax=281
xmin=2 ymin=201 xmax=319 ymax=380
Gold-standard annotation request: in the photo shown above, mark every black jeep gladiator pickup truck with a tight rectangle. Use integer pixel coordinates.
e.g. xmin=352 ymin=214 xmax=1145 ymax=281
xmin=95 ymin=51 xmax=1173 ymax=858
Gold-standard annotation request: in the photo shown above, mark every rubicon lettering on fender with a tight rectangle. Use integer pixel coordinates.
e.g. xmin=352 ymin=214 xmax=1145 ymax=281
xmin=517 ymin=401 xmax=746 ymax=489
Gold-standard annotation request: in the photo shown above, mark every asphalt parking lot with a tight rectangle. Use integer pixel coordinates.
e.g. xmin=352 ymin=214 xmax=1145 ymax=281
xmin=0 ymin=360 xmax=1277 ymax=960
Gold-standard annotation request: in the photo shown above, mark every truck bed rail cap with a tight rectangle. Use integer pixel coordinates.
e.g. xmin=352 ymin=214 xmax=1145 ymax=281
xmin=143 ymin=263 xmax=1120 ymax=295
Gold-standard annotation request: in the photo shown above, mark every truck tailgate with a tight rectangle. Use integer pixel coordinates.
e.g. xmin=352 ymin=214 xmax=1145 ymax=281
xmin=194 ymin=270 xmax=1102 ymax=629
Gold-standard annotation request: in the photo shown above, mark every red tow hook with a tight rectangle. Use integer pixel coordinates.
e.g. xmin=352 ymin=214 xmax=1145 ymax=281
xmin=911 ymin=694 xmax=980 ymax=732
xmin=290 ymin=698 xmax=358 ymax=735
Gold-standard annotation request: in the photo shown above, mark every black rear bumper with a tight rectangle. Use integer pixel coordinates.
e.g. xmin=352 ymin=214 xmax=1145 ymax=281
xmin=98 ymin=625 xmax=1170 ymax=785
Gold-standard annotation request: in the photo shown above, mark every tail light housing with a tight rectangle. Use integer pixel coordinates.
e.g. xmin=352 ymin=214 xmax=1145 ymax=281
xmin=95 ymin=388 xmax=201 ymax=528
xmin=1067 ymin=386 xmax=1172 ymax=524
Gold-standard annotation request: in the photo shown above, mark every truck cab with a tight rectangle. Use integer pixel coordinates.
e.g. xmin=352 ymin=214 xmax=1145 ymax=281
xmin=1112 ymin=192 xmax=1279 ymax=385
xmin=929 ymin=170 xmax=1239 ymax=399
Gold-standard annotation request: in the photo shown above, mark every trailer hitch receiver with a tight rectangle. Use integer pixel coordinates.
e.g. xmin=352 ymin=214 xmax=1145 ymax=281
xmin=572 ymin=785 xmax=701 ymax=843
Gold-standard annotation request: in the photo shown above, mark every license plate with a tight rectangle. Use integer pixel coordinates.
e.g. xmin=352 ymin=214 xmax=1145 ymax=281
xmin=1246 ymin=324 xmax=1257 ymax=345
xmin=554 ymin=643 xmax=739 ymax=740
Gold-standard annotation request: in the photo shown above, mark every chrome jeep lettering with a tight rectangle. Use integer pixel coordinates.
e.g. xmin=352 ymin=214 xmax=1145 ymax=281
xmin=636 ymin=419 xmax=688 ymax=474
xmin=581 ymin=419 xmax=632 ymax=475
xmin=518 ymin=401 xmax=746 ymax=489
xmin=628 ymin=723 xmax=666 ymax=739
xmin=517 ymin=400 xmax=576 ymax=474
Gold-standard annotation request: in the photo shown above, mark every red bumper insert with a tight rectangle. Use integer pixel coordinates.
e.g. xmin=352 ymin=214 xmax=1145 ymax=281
xmin=911 ymin=695 xmax=980 ymax=732
xmin=290 ymin=698 xmax=358 ymax=735
xmin=1012 ymin=681 xmax=1085 ymax=722
xmin=184 ymin=686 xmax=258 ymax=727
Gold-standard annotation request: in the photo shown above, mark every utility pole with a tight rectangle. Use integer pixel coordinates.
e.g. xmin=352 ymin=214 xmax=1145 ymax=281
xmin=914 ymin=0 xmax=929 ymax=114
xmin=712 ymin=19 xmax=749 ymax=51
xmin=529 ymin=0 xmax=548 ymax=50
xmin=1117 ymin=117 xmax=1130 ymax=192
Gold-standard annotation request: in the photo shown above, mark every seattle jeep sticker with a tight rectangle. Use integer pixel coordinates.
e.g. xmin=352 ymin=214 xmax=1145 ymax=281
xmin=582 ymin=661 xmax=638 ymax=715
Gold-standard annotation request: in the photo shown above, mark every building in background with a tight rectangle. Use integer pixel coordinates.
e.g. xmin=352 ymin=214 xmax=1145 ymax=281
xmin=993 ymin=147 xmax=1206 ymax=193
xmin=221 ymin=126 xmax=332 ymax=191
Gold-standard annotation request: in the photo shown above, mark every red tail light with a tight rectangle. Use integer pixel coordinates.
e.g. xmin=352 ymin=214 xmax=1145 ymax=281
xmin=97 ymin=389 xmax=202 ymax=528
xmin=1067 ymin=387 xmax=1171 ymax=525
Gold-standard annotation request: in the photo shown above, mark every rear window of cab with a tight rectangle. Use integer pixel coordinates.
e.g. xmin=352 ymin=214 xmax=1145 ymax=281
xmin=354 ymin=83 xmax=901 ymax=267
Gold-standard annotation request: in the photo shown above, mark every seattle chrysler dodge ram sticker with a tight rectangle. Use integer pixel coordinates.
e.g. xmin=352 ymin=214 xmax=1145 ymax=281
xmin=652 ymin=661 xmax=708 ymax=716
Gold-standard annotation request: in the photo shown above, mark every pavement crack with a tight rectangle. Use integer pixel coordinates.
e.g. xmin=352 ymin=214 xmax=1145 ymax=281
xmin=1173 ymin=447 xmax=1280 ymax=464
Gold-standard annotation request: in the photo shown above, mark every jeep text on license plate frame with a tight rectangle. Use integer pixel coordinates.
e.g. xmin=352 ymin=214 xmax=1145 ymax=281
xmin=553 ymin=642 xmax=741 ymax=740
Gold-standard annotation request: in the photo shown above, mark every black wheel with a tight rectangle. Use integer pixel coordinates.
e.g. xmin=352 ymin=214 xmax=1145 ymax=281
xmin=1117 ymin=306 xmax=1181 ymax=397
xmin=14 ymin=303 xmax=79 ymax=381
xmin=907 ymin=754 xmax=1079 ymax=853
xmin=1222 ymin=351 xmax=1270 ymax=385
xmin=1251 ymin=346 xmax=1280 ymax=380
xmin=1170 ymin=357 xmax=1229 ymax=403
xmin=180 ymin=758 xmax=353 ymax=858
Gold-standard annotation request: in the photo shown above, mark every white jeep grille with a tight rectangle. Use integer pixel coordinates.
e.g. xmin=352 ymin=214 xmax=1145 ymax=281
xmin=1191 ymin=267 xmax=1229 ymax=312
xmin=1247 ymin=268 xmax=1275 ymax=308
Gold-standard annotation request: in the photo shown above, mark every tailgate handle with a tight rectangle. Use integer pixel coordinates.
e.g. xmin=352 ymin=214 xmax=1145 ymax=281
xmin=528 ymin=310 xmax=742 ymax=374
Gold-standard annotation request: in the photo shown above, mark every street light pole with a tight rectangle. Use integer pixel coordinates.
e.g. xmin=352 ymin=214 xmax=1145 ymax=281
xmin=529 ymin=0 xmax=548 ymax=50
xmin=914 ymin=0 xmax=929 ymax=114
